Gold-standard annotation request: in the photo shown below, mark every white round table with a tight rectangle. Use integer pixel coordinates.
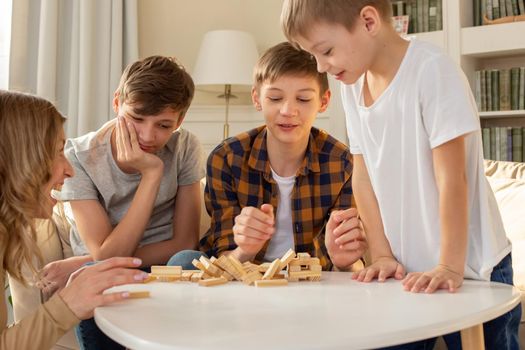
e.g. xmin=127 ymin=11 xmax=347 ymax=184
xmin=94 ymin=271 xmax=520 ymax=350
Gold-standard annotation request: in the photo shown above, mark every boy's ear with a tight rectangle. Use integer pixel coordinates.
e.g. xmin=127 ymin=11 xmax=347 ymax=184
xmin=251 ymin=87 xmax=262 ymax=111
xmin=319 ymin=89 xmax=331 ymax=113
xmin=360 ymin=5 xmax=381 ymax=35
xmin=112 ymin=91 xmax=120 ymax=114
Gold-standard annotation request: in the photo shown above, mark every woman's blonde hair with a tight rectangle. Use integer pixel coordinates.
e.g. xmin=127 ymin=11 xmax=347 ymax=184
xmin=0 ymin=90 xmax=65 ymax=283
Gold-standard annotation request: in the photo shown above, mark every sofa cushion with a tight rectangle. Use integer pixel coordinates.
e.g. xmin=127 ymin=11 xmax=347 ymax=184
xmin=487 ymin=177 xmax=525 ymax=290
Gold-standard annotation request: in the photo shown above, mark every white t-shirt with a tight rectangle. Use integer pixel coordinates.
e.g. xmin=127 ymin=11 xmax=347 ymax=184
xmin=341 ymin=38 xmax=510 ymax=280
xmin=62 ymin=120 xmax=205 ymax=256
xmin=264 ymin=168 xmax=295 ymax=262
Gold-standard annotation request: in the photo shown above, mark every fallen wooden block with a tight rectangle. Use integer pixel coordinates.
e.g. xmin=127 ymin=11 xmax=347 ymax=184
xmin=254 ymin=279 xmax=288 ymax=287
xmin=279 ymin=249 xmax=296 ymax=270
xmin=190 ymin=271 xmax=204 ymax=282
xmin=151 ymin=265 xmax=182 ymax=275
xmin=288 ymin=257 xmax=321 ymax=266
xmin=198 ymin=276 xmax=228 ymax=287
xmin=262 ymin=259 xmax=281 ymax=280
xmin=142 ymin=275 xmax=157 ymax=283
xmin=128 ymin=291 xmax=150 ymax=298
xmin=242 ymin=270 xmax=263 ymax=286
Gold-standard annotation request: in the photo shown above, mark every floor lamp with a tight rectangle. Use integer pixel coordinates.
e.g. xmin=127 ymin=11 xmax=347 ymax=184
xmin=192 ymin=30 xmax=259 ymax=139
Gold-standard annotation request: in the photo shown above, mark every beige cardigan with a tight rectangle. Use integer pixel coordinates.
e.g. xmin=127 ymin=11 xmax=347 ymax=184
xmin=0 ymin=253 xmax=79 ymax=349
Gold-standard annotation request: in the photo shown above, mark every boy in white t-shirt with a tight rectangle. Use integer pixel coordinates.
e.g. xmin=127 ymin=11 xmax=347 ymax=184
xmin=281 ymin=0 xmax=520 ymax=349
xmin=199 ymin=42 xmax=366 ymax=271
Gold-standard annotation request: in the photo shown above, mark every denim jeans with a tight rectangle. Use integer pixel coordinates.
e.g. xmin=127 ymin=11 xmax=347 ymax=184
xmin=167 ymin=249 xmax=208 ymax=269
xmin=75 ymin=318 xmax=125 ymax=350
xmin=379 ymin=254 xmax=521 ymax=350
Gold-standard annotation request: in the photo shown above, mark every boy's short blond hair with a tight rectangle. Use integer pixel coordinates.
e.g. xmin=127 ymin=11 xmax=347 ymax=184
xmin=117 ymin=55 xmax=194 ymax=117
xmin=253 ymin=42 xmax=328 ymax=95
xmin=281 ymin=0 xmax=392 ymax=42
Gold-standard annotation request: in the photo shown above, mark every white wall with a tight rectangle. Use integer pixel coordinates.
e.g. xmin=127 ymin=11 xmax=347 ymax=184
xmin=138 ymin=0 xmax=347 ymax=153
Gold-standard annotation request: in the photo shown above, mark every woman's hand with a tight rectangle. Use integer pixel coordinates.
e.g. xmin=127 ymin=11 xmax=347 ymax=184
xmin=58 ymin=257 xmax=148 ymax=319
xmin=37 ymin=255 xmax=92 ymax=299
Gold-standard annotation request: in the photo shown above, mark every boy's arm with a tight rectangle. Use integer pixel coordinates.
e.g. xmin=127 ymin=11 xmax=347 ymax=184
xmin=133 ymin=181 xmax=201 ymax=265
xmin=351 ymin=155 xmax=405 ymax=281
xmin=70 ymin=168 xmax=163 ymax=263
xmin=403 ymin=136 xmax=467 ymax=293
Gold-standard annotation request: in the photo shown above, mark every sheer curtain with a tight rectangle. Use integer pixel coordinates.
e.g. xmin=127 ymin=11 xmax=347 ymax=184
xmin=9 ymin=0 xmax=138 ymax=137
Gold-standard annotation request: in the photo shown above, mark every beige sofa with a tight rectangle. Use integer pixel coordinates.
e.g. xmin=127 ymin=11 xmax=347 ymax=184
xmin=9 ymin=163 xmax=525 ymax=348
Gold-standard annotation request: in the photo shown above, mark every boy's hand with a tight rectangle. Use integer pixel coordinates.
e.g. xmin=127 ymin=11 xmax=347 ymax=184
xmin=325 ymin=208 xmax=367 ymax=269
xmin=352 ymin=256 xmax=405 ymax=282
xmin=402 ymin=265 xmax=464 ymax=293
xmin=232 ymin=204 xmax=275 ymax=259
xmin=116 ymin=116 xmax=163 ymax=177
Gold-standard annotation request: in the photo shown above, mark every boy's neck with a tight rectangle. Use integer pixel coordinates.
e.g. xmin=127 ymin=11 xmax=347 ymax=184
xmin=363 ymin=30 xmax=410 ymax=107
xmin=266 ymin=135 xmax=308 ymax=178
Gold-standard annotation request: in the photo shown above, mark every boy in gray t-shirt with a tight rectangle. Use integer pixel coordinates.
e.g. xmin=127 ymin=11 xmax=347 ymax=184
xmin=42 ymin=56 xmax=205 ymax=349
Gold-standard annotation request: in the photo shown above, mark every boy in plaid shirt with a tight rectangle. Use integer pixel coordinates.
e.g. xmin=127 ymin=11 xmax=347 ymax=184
xmin=199 ymin=42 xmax=366 ymax=270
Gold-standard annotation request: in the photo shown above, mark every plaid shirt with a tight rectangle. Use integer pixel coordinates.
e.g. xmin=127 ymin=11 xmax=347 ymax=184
xmin=200 ymin=126 xmax=353 ymax=270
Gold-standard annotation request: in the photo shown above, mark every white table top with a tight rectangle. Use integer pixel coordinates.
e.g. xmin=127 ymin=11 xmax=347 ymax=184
xmin=94 ymin=272 xmax=521 ymax=350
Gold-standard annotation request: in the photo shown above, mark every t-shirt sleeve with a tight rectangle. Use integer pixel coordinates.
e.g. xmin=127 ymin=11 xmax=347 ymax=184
xmin=340 ymin=82 xmax=362 ymax=155
xmin=419 ymin=54 xmax=480 ymax=149
xmin=61 ymin=139 xmax=99 ymax=201
xmin=177 ymin=131 xmax=206 ymax=186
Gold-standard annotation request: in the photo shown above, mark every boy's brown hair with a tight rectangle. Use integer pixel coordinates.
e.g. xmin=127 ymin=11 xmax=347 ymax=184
xmin=117 ymin=55 xmax=195 ymax=117
xmin=253 ymin=42 xmax=329 ymax=95
xmin=281 ymin=0 xmax=392 ymax=42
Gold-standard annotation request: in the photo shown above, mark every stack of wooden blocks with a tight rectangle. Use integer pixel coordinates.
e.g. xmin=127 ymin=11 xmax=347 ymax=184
xmin=145 ymin=249 xmax=322 ymax=288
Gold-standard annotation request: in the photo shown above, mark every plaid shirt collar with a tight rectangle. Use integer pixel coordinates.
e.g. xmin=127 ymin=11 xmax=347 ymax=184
xmin=247 ymin=127 xmax=321 ymax=179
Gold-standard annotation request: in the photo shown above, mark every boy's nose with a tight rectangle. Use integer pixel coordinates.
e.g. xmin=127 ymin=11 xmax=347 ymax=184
xmin=280 ymin=100 xmax=298 ymax=116
xmin=139 ymin=125 xmax=155 ymax=142
xmin=316 ymin=59 xmax=329 ymax=73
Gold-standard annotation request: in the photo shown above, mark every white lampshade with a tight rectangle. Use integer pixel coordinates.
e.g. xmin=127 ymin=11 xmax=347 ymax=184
xmin=192 ymin=30 xmax=259 ymax=91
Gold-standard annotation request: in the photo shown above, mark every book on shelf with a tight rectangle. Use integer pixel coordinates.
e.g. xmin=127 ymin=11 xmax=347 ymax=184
xmin=482 ymin=127 xmax=525 ymax=162
xmin=474 ymin=0 xmax=525 ymax=26
xmin=390 ymin=0 xmax=443 ymax=33
xmin=475 ymin=66 xmax=525 ymax=112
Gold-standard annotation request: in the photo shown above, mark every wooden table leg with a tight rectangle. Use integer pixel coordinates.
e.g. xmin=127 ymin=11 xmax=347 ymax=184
xmin=460 ymin=324 xmax=485 ymax=350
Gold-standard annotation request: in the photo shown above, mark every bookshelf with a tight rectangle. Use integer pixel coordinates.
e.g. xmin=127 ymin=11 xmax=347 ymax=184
xmin=393 ymin=0 xmax=525 ymax=161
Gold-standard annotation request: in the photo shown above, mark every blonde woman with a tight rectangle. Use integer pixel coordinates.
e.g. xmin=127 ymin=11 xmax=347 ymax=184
xmin=0 ymin=90 xmax=148 ymax=349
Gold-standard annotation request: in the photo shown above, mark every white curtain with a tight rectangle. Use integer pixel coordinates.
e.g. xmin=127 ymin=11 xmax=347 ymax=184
xmin=9 ymin=0 xmax=138 ymax=137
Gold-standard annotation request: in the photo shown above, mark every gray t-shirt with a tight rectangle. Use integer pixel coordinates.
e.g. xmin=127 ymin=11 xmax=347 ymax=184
xmin=61 ymin=120 xmax=205 ymax=256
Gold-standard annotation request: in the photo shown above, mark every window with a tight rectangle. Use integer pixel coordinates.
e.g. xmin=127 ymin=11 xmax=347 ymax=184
xmin=0 ymin=0 xmax=13 ymax=89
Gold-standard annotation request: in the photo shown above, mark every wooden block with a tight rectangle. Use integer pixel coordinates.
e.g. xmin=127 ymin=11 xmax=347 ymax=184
xmin=288 ymin=257 xmax=321 ymax=266
xmin=199 ymin=256 xmax=223 ymax=277
xmin=307 ymin=275 xmax=322 ymax=282
xmin=288 ymin=270 xmax=322 ymax=279
xmin=228 ymin=255 xmax=247 ymax=276
xmin=255 ymin=279 xmax=288 ymax=287
xmin=181 ymin=271 xmax=194 ymax=281
xmin=272 ymin=273 xmax=286 ymax=279
xmin=221 ymin=270 xmax=234 ymax=281
xmin=262 ymin=259 xmax=281 ymax=280
xmin=243 ymin=261 xmax=260 ymax=273
xmin=288 ymin=265 xmax=301 ymax=272
xmin=242 ymin=270 xmax=263 ymax=286
xmin=258 ymin=262 xmax=272 ymax=272
xmin=308 ymin=264 xmax=322 ymax=272
xmin=198 ymin=276 xmax=228 ymax=287
xmin=128 ymin=291 xmax=150 ymax=298
xmin=151 ymin=265 xmax=182 ymax=275
xmin=190 ymin=271 xmax=204 ymax=282
xmin=153 ymin=275 xmax=180 ymax=282
xmin=279 ymin=249 xmax=296 ymax=270
xmin=192 ymin=259 xmax=207 ymax=272
xmin=215 ymin=255 xmax=244 ymax=281
xmin=142 ymin=274 xmax=157 ymax=283
xmin=210 ymin=256 xmax=218 ymax=263
xmin=297 ymin=252 xmax=311 ymax=259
